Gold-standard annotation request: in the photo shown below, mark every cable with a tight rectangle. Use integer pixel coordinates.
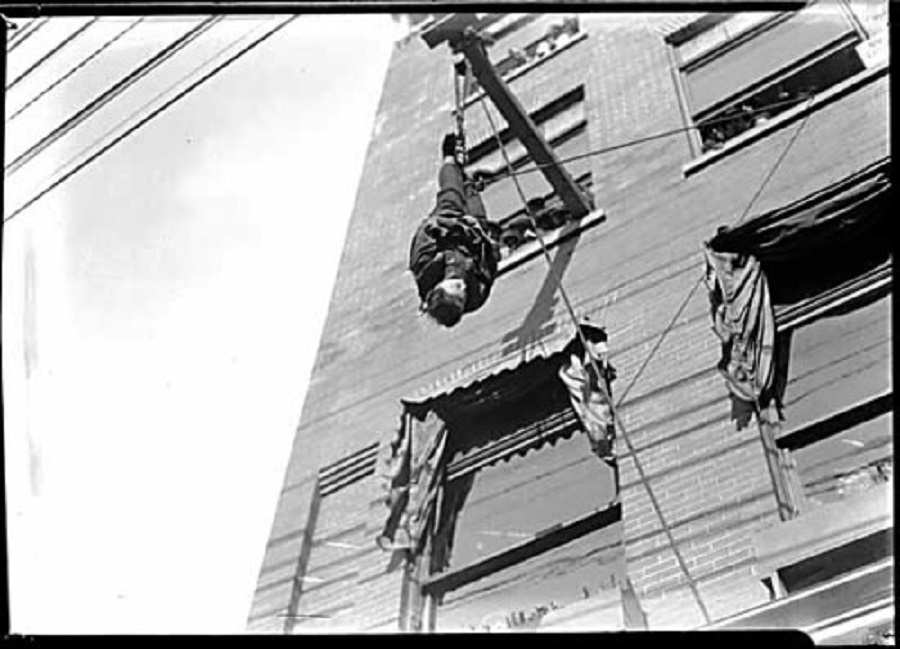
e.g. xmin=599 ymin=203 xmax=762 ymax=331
xmin=4 ymin=15 xmax=299 ymax=225
xmin=476 ymin=65 xmax=815 ymax=626
xmin=7 ymin=17 xmax=48 ymax=53
xmin=487 ymin=95 xmax=814 ymax=182
xmin=8 ymin=17 xmax=147 ymax=123
xmin=37 ymin=17 xmax=276 ymax=186
xmin=479 ymin=93 xmax=712 ymax=624
xmin=6 ymin=17 xmax=98 ymax=91
xmin=616 ymin=95 xmax=816 ymax=407
xmin=5 ymin=15 xmax=222 ymax=176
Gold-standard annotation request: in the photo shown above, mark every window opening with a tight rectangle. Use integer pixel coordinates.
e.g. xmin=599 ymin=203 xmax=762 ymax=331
xmin=467 ymin=15 xmax=582 ymax=100
xmin=673 ymin=3 xmax=868 ymax=155
xmin=465 ymin=87 xmax=592 ymax=258
xmin=423 ymin=366 xmax=623 ymax=631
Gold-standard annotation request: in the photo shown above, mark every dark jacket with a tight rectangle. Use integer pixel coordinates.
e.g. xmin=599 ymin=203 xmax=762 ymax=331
xmin=409 ymin=213 xmax=499 ymax=314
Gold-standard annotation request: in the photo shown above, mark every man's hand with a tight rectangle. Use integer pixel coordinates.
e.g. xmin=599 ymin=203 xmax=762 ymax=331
xmin=441 ymin=133 xmax=467 ymax=166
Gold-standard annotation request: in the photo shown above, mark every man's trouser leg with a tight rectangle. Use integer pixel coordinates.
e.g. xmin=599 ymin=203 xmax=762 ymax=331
xmin=434 ymin=161 xmax=468 ymax=216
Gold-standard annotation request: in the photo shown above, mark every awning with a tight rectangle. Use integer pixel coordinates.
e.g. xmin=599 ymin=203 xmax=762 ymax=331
xmin=402 ymin=319 xmax=583 ymax=411
xmin=708 ymin=158 xmax=890 ymax=260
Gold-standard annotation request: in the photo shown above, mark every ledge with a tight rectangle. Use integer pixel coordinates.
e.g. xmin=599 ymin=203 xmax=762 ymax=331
xmin=682 ymin=62 xmax=889 ymax=178
xmin=497 ymin=209 xmax=606 ymax=277
xmin=706 ymin=557 xmax=893 ymax=633
xmin=752 ymin=480 xmax=892 ymax=578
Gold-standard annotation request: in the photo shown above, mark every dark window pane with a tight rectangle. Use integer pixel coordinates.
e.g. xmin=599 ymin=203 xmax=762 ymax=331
xmin=446 ymin=431 xmax=616 ymax=570
xmin=436 ymin=522 xmax=623 ymax=631
xmin=685 ymin=10 xmax=856 ymax=116
xmin=782 ymin=294 xmax=891 ymax=430
xmin=698 ymin=44 xmax=865 ymax=152
xmin=793 ymin=411 xmax=892 ymax=508
xmin=478 ymin=126 xmax=589 ymax=226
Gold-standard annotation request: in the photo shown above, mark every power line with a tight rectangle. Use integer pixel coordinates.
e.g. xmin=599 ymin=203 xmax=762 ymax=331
xmin=44 ymin=17 xmax=278 ymax=185
xmin=7 ymin=17 xmax=48 ymax=52
xmin=8 ymin=17 xmax=147 ymax=122
xmin=5 ymin=15 xmax=222 ymax=176
xmin=4 ymin=15 xmax=299 ymax=225
xmin=6 ymin=17 xmax=98 ymax=91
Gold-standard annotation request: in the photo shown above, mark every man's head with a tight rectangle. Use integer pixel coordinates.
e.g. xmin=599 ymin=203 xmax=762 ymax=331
xmin=425 ymin=278 xmax=466 ymax=327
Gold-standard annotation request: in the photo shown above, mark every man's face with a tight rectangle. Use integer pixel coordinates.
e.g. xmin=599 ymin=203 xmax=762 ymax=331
xmin=585 ymin=337 xmax=608 ymax=361
xmin=439 ymin=278 xmax=466 ymax=301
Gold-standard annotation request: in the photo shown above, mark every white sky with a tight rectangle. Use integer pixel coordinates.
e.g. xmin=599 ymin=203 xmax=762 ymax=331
xmin=3 ymin=14 xmax=403 ymax=633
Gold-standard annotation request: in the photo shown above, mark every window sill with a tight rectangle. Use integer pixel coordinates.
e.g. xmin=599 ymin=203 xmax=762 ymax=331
xmin=682 ymin=62 xmax=889 ymax=178
xmin=463 ymin=31 xmax=589 ymax=110
xmin=751 ymin=480 xmax=892 ymax=581
xmin=497 ymin=209 xmax=605 ymax=277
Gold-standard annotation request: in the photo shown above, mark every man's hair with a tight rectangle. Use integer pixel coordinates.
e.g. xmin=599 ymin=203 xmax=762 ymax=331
xmin=425 ymin=283 xmax=466 ymax=327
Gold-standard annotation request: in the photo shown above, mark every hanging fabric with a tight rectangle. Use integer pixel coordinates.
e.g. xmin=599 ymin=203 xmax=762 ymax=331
xmin=557 ymin=322 xmax=618 ymax=462
xmin=704 ymin=159 xmax=890 ymax=428
xmin=704 ymin=247 xmax=779 ymax=428
xmin=378 ymin=409 xmax=449 ymax=552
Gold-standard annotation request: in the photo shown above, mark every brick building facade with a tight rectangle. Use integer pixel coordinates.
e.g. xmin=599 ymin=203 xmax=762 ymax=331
xmin=250 ymin=5 xmax=891 ymax=639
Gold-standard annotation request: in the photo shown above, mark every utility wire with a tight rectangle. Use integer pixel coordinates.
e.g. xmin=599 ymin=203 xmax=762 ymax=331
xmin=43 ymin=17 xmax=276 ymax=185
xmin=4 ymin=15 xmax=299 ymax=224
xmin=7 ymin=17 xmax=48 ymax=53
xmin=6 ymin=17 xmax=98 ymax=91
xmin=9 ymin=17 xmax=147 ymax=122
xmin=487 ymin=95 xmax=814 ymax=182
xmin=5 ymin=15 xmax=222 ymax=176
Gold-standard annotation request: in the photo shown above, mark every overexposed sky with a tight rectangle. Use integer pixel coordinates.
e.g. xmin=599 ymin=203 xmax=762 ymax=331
xmin=3 ymin=13 xmax=403 ymax=633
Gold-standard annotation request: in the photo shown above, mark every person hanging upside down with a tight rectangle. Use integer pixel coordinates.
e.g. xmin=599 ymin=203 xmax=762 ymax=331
xmin=408 ymin=134 xmax=501 ymax=327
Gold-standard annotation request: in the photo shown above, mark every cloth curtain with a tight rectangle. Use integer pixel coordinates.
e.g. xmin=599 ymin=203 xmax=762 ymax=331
xmin=378 ymin=409 xmax=449 ymax=552
xmin=557 ymin=324 xmax=617 ymax=461
xmin=704 ymin=247 xmax=779 ymax=428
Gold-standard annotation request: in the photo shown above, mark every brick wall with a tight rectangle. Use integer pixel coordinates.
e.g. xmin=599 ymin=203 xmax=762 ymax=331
xmin=251 ymin=5 xmax=889 ymax=631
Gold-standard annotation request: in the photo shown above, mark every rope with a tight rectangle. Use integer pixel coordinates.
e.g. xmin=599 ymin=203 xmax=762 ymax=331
xmin=485 ymin=95 xmax=815 ymax=183
xmin=475 ymin=68 xmax=814 ymax=623
xmin=477 ymin=94 xmax=712 ymax=624
xmin=616 ymin=95 xmax=815 ymax=407
xmin=4 ymin=16 xmax=299 ymax=225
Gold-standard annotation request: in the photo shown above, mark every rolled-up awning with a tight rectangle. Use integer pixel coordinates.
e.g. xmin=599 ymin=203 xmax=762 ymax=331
xmin=708 ymin=158 xmax=889 ymax=259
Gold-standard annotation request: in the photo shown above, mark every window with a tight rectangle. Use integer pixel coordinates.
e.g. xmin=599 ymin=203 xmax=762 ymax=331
xmin=772 ymin=265 xmax=892 ymax=513
xmin=421 ymin=364 xmax=622 ymax=631
xmin=464 ymin=86 xmax=594 ymax=259
xmin=480 ymin=13 xmax=542 ymax=44
xmin=281 ymin=443 xmax=381 ymax=631
xmin=669 ymin=2 xmax=869 ymax=155
xmin=381 ymin=335 xmax=632 ymax=631
xmin=466 ymin=15 xmax=584 ymax=102
xmin=707 ymin=162 xmax=891 ymax=602
xmin=705 ymin=161 xmax=891 ymax=514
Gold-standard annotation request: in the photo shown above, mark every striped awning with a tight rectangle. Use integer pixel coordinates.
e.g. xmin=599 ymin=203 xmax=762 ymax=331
xmin=402 ymin=317 xmax=603 ymax=412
